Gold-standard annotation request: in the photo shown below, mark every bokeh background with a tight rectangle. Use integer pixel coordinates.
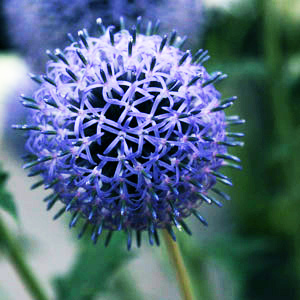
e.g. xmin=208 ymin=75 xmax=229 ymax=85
xmin=0 ymin=0 xmax=300 ymax=299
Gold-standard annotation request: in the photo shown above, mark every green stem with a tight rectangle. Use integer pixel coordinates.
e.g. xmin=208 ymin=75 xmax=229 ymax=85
xmin=162 ymin=230 xmax=194 ymax=300
xmin=263 ymin=0 xmax=293 ymax=140
xmin=263 ymin=1 xmax=300 ymax=298
xmin=0 ymin=215 xmax=49 ymax=300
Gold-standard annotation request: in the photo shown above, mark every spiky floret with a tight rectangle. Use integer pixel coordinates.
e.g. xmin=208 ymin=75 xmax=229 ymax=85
xmin=4 ymin=0 xmax=203 ymax=72
xmin=14 ymin=18 xmax=244 ymax=249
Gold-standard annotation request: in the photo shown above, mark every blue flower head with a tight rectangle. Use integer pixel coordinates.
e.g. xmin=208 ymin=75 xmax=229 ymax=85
xmin=14 ymin=18 xmax=244 ymax=249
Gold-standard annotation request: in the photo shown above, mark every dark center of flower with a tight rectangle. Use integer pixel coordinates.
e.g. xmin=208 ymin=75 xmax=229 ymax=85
xmin=72 ymin=69 xmax=187 ymax=187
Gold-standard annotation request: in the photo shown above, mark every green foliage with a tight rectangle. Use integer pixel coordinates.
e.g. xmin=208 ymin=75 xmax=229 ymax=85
xmin=178 ymin=232 xmax=273 ymax=300
xmin=52 ymin=231 xmax=136 ymax=300
xmin=203 ymin=0 xmax=300 ymax=299
xmin=110 ymin=271 xmax=144 ymax=300
xmin=0 ymin=164 xmax=17 ymax=221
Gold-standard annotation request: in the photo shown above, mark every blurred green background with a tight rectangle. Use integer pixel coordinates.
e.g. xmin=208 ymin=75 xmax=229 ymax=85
xmin=0 ymin=0 xmax=300 ymax=299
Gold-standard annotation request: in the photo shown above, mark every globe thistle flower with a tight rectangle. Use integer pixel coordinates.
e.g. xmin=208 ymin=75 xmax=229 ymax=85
xmin=4 ymin=0 xmax=202 ymax=157
xmin=4 ymin=0 xmax=203 ymax=72
xmin=13 ymin=18 xmax=244 ymax=249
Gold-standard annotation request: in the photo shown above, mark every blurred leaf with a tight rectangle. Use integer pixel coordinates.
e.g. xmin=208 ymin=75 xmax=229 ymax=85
xmin=111 ymin=270 xmax=144 ymax=300
xmin=209 ymin=59 xmax=265 ymax=80
xmin=0 ymin=164 xmax=18 ymax=221
xmin=52 ymin=231 xmax=135 ymax=300
xmin=285 ymin=53 xmax=300 ymax=86
xmin=179 ymin=233 xmax=275 ymax=300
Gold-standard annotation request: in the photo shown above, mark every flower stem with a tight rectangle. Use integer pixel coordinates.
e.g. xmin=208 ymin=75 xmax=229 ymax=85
xmin=162 ymin=230 xmax=194 ymax=300
xmin=0 ymin=215 xmax=49 ymax=300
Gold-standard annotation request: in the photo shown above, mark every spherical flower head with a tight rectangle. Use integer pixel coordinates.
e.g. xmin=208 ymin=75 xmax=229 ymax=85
xmin=14 ymin=18 xmax=244 ymax=249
